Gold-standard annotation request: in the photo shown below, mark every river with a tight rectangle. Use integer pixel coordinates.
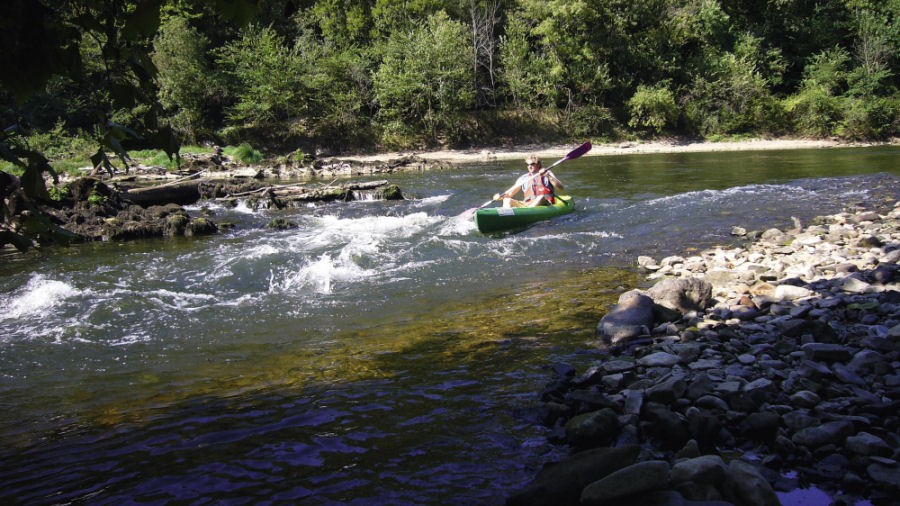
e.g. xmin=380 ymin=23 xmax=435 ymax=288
xmin=1 ymin=146 xmax=898 ymax=505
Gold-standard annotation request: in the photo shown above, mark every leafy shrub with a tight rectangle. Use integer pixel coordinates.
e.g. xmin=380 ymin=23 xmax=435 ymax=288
xmin=152 ymin=16 xmax=214 ymax=143
xmin=565 ymin=105 xmax=620 ymax=140
xmin=838 ymin=96 xmax=900 ymax=139
xmin=216 ymin=25 xmax=308 ymax=124
xmin=784 ymin=86 xmax=843 ymax=137
xmin=373 ymin=11 xmax=475 ymax=145
xmin=783 ymin=48 xmax=850 ymax=137
xmin=627 ymin=85 xmax=679 ymax=134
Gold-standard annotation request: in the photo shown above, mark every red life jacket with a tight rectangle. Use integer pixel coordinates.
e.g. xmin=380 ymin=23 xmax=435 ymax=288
xmin=522 ymin=173 xmax=554 ymax=203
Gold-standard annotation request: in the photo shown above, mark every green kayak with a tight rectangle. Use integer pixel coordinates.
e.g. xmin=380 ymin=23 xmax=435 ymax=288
xmin=474 ymin=195 xmax=575 ymax=233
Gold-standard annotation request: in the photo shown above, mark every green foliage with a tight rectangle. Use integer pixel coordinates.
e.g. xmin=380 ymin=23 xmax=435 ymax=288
xmin=223 ymin=143 xmax=263 ymax=164
xmin=131 ymin=149 xmax=181 ymax=170
xmin=0 ymin=0 xmax=269 ymax=250
xmin=87 ymin=189 xmax=107 ymax=205
xmin=784 ymin=47 xmax=850 ymax=137
xmin=308 ymin=0 xmax=373 ymax=47
xmin=371 ymin=0 xmax=449 ymax=38
xmin=48 ymin=184 xmax=70 ymax=201
xmin=498 ymin=12 xmax=564 ymax=108
xmin=683 ymin=33 xmax=786 ymax=137
xmin=373 ymin=11 xmax=475 ymax=146
xmin=838 ymin=95 xmax=900 ymax=139
xmin=627 ymin=84 xmax=679 ymax=134
xmin=563 ymin=105 xmax=619 ymax=140
xmin=216 ymin=24 xmax=309 ymax=124
xmin=153 ymin=15 xmax=213 ymax=143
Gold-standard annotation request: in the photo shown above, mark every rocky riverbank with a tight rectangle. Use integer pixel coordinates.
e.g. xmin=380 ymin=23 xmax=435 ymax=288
xmin=509 ymin=200 xmax=900 ymax=505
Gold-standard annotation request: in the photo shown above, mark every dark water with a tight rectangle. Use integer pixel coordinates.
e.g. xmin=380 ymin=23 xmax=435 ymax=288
xmin=1 ymin=146 xmax=898 ymax=504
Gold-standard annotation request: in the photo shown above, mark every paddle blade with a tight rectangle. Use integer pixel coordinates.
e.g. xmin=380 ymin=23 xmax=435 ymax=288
xmin=545 ymin=141 xmax=592 ymax=171
xmin=564 ymin=141 xmax=592 ymax=161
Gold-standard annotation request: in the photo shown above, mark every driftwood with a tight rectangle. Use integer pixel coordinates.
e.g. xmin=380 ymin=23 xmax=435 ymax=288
xmin=121 ymin=178 xmax=401 ymax=208
xmin=122 ymin=178 xmax=205 ymax=206
xmin=213 ymin=180 xmax=402 ymax=209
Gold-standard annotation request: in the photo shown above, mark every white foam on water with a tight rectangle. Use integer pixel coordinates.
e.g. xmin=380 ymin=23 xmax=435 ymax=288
xmin=412 ymin=194 xmax=452 ymax=208
xmin=638 ymin=184 xmax=814 ymax=210
xmin=1 ymin=275 xmax=81 ymax=321
xmin=269 ymin=253 xmax=372 ymax=294
xmin=310 ymin=211 xmax=440 ymax=241
xmin=438 ymin=212 xmax=478 ymax=236
xmin=146 ymin=289 xmax=219 ymax=312
xmin=579 ymin=230 xmax=624 ymax=239
xmin=268 ymin=212 xmax=445 ymax=294
xmin=233 ymin=199 xmax=259 ymax=214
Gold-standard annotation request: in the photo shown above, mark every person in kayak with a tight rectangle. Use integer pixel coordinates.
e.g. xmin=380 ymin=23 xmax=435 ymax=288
xmin=493 ymin=154 xmax=564 ymax=208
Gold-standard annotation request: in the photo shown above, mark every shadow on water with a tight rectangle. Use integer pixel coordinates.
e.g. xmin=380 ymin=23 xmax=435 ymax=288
xmin=0 ymin=267 xmax=642 ymax=505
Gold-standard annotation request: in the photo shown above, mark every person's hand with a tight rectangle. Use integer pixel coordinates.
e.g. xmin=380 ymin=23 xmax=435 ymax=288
xmin=493 ymin=193 xmax=501 ymax=201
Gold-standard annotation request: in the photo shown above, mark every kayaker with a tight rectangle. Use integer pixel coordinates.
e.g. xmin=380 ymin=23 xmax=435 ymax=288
xmin=493 ymin=154 xmax=564 ymax=208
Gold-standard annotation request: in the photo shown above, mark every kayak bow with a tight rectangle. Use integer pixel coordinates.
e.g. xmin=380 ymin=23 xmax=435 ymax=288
xmin=474 ymin=195 xmax=574 ymax=233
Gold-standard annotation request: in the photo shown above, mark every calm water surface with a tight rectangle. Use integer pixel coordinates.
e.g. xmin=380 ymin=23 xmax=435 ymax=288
xmin=0 ymin=146 xmax=898 ymax=504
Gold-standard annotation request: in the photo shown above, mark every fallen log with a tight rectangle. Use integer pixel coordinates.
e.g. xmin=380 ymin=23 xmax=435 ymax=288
xmin=121 ymin=177 xmax=403 ymax=209
xmin=122 ymin=178 xmax=205 ymax=206
xmin=213 ymin=180 xmax=402 ymax=209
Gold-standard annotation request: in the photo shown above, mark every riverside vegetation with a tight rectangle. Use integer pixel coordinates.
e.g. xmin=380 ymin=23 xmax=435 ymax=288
xmin=509 ymin=200 xmax=900 ymax=505
xmin=2 ymin=0 xmax=899 ymax=250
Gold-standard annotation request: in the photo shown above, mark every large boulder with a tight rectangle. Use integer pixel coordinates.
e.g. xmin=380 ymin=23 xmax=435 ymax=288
xmin=721 ymin=460 xmax=780 ymax=506
xmin=506 ymin=445 xmax=641 ymax=506
xmin=646 ymin=278 xmax=713 ymax=315
xmin=596 ymin=290 xmax=655 ymax=344
xmin=580 ymin=460 xmax=671 ymax=505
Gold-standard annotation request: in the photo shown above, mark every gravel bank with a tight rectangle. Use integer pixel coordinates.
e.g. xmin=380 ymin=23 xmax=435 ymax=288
xmin=509 ymin=199 xmax=900 ymax=505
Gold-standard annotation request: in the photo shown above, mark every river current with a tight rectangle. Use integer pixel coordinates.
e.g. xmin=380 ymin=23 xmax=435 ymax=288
xmin=1 ymin=146 xmax=898 ymax=504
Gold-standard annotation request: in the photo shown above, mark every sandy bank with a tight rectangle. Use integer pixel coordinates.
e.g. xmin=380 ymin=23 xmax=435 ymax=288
xmin=340 ymin=138 xmax=897 ymax=164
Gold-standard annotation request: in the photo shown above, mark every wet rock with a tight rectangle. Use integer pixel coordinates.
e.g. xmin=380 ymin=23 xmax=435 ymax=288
xmin=670 ymin=455 xmax=727 ymax=485
xmin=505 ymin=445 xmax=640 ymax=506
xmin=721 ymin=460 xmax=780 ymax=506
xmin=564 ymin=408 xmax=620 ymax=448
xmin=803 ymin=342 xmax=854 ymax=363
xmin=739 ymin=411 xmax=781 ymax=442
xmin=597 ymin=290 xmax=655 ymax=343
xmin=646 ymin=278 xmax=713 ymax=315
xmin=845 ymin=432 xmax=892 ymax=457
xmin=867 ymin=462 xmax=900 ymax=491
xmin=581 ymin=460 xmax=671 ymax=505
xmin=637 ymin=352 xmax=681 ymax=368
xmin=789 ymin=390 xmax=821 ymax=408
xmin=642 ymin=403 xmax=689 ymax=451
xmin=791 ymin=420 xmax=855 ymax=449
xmin=774 ymin=284 xmax=813 ymax=301
xmin=266 ymin=218 xmax=298 ymax=229
xmin=520 ymin=201 xmax=900 ymax=506
xmin=646 ymin=374 xmax=688 ymax=404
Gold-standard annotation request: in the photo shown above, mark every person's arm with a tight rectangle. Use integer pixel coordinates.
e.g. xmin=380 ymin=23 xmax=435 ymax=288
xmin=494 ymin=177 xmax=524 ymax=201
xmin=544 ymin=170 xmax=564 ymax=191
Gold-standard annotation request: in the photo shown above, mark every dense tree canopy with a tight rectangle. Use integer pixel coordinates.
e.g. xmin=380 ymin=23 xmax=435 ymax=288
xmin=1 ymin=0 xmax=898 ymax=249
